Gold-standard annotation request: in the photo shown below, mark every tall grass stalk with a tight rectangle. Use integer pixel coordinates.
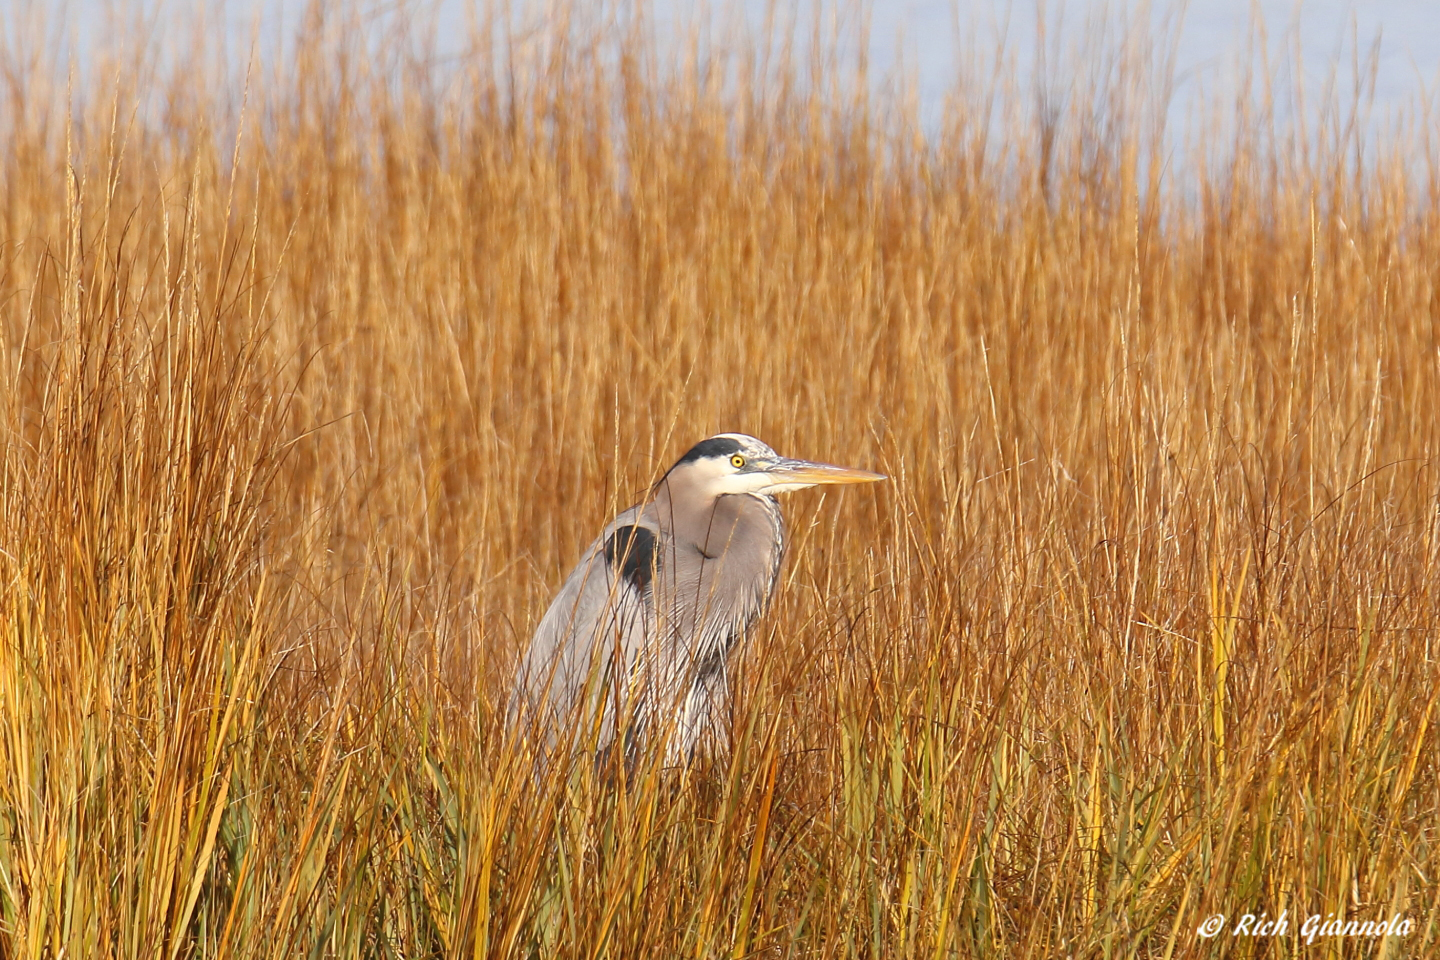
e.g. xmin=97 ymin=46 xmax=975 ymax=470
xmin=0 ymin=1 xmax=1436 ymax=956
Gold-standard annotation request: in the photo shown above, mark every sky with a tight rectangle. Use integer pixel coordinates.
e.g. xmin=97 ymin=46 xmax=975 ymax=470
xmin=26 ymin=0 xmax=1440 ymax=135
xmin=850 ymin=1 xmax=1440 ymax=121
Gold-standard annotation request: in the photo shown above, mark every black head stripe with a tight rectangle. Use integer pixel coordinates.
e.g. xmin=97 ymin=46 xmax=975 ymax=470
xmin=674 ymin=436 xmax=743 ymax=466
xmin=603 ymin=525 xmax=657 ymax=592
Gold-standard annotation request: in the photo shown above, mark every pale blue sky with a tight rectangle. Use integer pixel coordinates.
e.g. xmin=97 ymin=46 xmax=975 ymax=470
xmin=26 ymin=1 xmax=1440 ymax=134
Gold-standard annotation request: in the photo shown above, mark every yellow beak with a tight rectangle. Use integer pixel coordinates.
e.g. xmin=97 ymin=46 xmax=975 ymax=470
xmin=768 ymin=458 xmax=887 ymax=486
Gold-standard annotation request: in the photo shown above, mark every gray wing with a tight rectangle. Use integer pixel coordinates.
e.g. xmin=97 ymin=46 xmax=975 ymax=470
xmin=511 ymin=505 xmax=659 ymax=753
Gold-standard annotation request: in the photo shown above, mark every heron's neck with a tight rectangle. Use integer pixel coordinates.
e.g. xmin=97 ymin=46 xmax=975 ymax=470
xmin=652 ymin=485 xmax=781 ymax=555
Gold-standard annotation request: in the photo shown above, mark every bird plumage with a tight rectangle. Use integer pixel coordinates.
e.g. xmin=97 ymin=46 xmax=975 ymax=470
xmin=511 ymin=433 xmax=882 ymax=767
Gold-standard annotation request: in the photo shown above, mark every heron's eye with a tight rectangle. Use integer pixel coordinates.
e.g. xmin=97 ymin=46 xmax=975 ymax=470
xmin=730 ymin=454 xmax=746 ymax=468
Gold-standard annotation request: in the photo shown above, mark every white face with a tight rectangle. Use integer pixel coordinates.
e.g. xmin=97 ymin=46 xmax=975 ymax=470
xmin=695 ymin=457 xmax=819 ymax=497
xmin=669 ymin=432 xmax=885 ymax=500
xmin=682 ymin=434 xmax=811 ymax=497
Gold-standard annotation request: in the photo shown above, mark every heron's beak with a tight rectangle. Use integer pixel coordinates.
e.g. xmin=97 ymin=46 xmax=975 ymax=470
xmin=761 ymin=458 xmax=886 ymax=491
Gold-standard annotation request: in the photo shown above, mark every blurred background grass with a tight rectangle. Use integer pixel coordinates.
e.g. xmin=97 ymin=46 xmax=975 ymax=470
xmin=0 ymin=1 xmax=1436 ymax=956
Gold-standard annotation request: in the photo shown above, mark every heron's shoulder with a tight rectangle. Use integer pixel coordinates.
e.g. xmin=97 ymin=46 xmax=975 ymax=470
xmin=553 ymin=504 xmax=657 ymax=570
xmin=595 ymin=503 xmax=664 ymax=593
xmin=598 ymin=502 xmax=653 ymax=534
xmin=530 ymin=502 xmax=655 ymax=640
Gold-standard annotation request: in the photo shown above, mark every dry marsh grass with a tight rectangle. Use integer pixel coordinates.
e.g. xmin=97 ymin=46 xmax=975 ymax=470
xmin=0 ymin=2 xmax=1437 ymax=956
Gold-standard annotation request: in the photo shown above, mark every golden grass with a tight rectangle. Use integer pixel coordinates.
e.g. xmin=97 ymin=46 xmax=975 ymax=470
xmin=0 ymin=1 xmax=1437 ymax=956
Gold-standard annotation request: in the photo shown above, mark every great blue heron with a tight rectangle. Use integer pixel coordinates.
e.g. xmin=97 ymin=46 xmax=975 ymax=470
xmin=512 ymin=433 xmax=884 ymax=766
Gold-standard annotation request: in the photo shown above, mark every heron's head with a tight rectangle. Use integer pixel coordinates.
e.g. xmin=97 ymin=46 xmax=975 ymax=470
xmin=661 ymin=433 xmax=885 ymax=500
